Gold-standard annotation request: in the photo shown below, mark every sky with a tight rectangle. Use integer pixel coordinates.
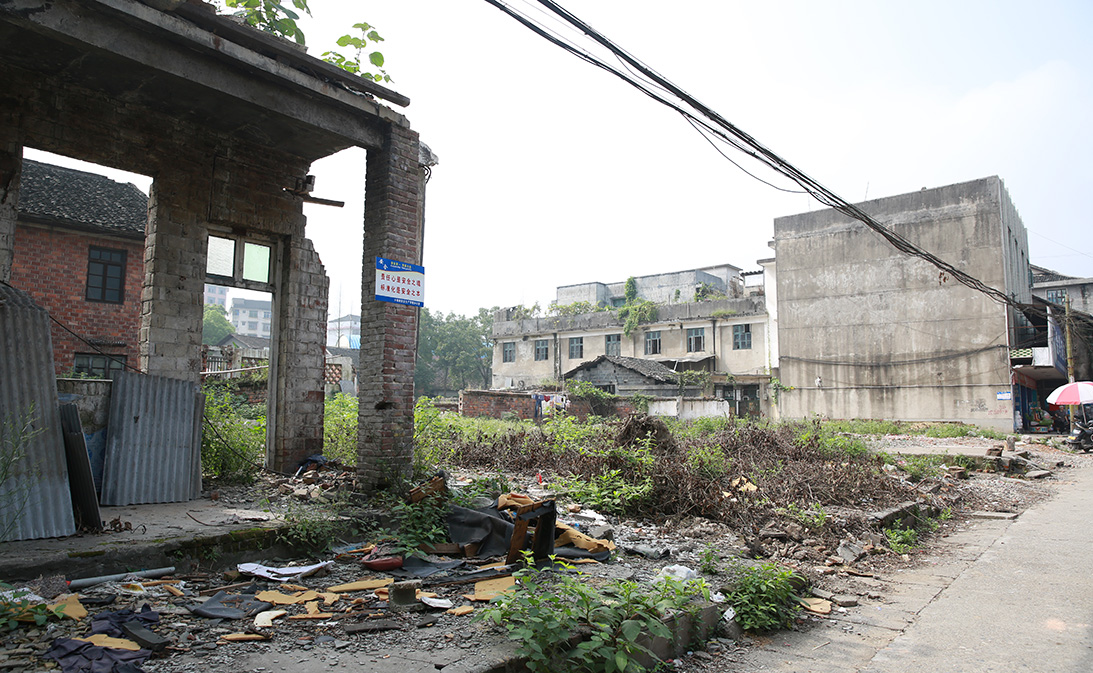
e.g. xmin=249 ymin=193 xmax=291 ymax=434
xmin=28 ymin=0 xmax=1093 ymax=319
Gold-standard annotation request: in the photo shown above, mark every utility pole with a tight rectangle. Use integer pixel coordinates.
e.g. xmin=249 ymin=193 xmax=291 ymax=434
xmin=1066 ymin=295 xmax=1075 ymax=425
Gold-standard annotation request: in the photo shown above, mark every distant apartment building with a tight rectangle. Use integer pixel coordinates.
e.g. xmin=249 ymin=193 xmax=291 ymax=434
xmin=327 ymin=313 xmax=361 ymax=347
xmin=491 ymin=264 xmax=773 ymax=416
xmin=231 ymin=297 xmax=272 ymax=337
xmin=204 ymin=283 xmax=228 ymax=308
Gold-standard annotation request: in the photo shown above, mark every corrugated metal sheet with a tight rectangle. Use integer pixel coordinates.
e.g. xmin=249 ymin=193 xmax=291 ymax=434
xmin=100 ymin=371 xmax=203 ymax=506
xmin=0 ymin=282 xmax=76 ymax=541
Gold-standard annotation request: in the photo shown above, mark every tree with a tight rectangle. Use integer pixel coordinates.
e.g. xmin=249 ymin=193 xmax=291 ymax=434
xmin=415 ymin=308 xmax=495 ymax=396
xmin=203 ymin=304 xmax=234 ymax=345
xmin=218 ymin=1 xmax=390 ymax=81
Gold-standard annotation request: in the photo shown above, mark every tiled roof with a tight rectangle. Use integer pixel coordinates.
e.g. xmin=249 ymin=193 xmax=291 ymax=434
xmin=18 ymin=160 xmax=147 ymax=235
xmin=565 ymin=355 xmax=679 ymax=383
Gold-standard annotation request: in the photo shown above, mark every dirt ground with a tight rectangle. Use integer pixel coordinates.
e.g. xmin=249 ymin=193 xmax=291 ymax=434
xmin=0 ymin=433 xmax=1082 ymax=673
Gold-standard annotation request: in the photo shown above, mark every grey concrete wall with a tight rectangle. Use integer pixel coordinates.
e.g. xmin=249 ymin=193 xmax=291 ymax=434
xmin=773 ymin=177 xmax=1018 ymax=430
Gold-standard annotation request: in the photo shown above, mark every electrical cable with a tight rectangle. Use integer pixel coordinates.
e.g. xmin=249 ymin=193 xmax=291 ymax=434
xmin=487 ymin=0 xmax=1064 ymax=324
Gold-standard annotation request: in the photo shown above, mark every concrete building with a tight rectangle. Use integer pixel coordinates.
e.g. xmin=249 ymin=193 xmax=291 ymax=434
xmin=557 ymin=264 xmax=744 ymax=307
xmin=328 ymin=313 xmax=361 ymax=347
xmin=9 ymin=160 xmax=146 ymax=377
xmin=491 ymin=266 xmax=772 ymax=415
xmin=1032 ymin=265 xmax=1093 ymax=315
xmin=771 ymin=177 xmax=1036 ymax=431
xmin=0 ymin=0 xmax=431 ymax=486
xmin=204 ymin=283 xmax=228 ymax=308
xmin=231 ymin=297 xmax=273 ymax=337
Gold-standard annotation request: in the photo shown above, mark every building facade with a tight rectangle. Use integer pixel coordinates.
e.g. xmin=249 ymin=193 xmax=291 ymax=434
xmin=491 ymin=266 xmax=772 ymax=414
xmin=230 ymin=297 xmax=273 ymax=337
xmin=204 ymin=283 xmax=228 ymax=308
xmin=327 ymin=313 xmax=361 ymax=347
xmin=9 ymin=160 xmax=146 ymax=377
xmin=1032 ymin=265 xmax=1093 ymax=315
xmin=772 ymin=177 xmax=1033 ymax=431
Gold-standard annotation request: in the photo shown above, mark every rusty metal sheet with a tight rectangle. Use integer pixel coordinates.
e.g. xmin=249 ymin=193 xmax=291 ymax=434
xmin=100 ymin=371 xmax=203 ymax=506
xmin=0 ymin=282 xmax=76 ymax=541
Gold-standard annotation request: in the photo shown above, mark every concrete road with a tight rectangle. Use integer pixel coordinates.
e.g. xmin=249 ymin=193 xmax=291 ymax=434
xmin=735 ymin=466 xmax=1093 ymax=673
xmin=862 ymin=465 xmax=1093 ymax=673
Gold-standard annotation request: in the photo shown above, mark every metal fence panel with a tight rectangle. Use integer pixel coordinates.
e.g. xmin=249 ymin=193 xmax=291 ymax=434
xmin=100 ymin=371 xmax=203 ymax=506
xmin=0 ymin=282 xmax=76 ymax=541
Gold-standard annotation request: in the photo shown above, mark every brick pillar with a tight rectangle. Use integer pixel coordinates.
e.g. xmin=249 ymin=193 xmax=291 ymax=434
xmin=269 ymin=236 xmax=329 ymax=473
xmin=140 ymin=176 xmax=205 ymax=380
xmin=0 ymin=141 xmax=20 ymax=283
xmin=357 ymin=124 xmax=423 ymax=491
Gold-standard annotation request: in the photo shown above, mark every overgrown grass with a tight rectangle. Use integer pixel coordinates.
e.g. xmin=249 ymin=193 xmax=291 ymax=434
xmin=201 ymin=388 xmax=265 ymax=484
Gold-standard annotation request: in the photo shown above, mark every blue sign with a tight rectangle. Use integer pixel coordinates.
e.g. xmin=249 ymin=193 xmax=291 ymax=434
xmin=375 ymin=257 xmax=424 ymax=307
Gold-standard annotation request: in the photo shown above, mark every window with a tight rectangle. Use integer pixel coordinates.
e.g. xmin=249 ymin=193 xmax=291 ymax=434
xmin=569 ymin=337 xmax=584 ymax=359
xmin=261 ymin=323 xmax=271 ymax=333
xmin=263 ymin=311 xmax=271 ymax=319
xmin=74 ymin=353 xmax=126 ymax=379
xmin=644 ymin=331 xmax=661 ymax=355
xmin=686 ymin=327 xmax=705 ymax=352
xmin=534 ymin=339 xmax=550 ymax=361
xmin=250 ymin=310 xmax=258 ymax=318
xmin=605 ymin=334 xmax=621 ymax=357
xmin=1046 ymin=288 xmax=1067 ymax=305
xmin=85 ymin=247 xmax=126 ymax=303
xmin=248 ymin=321 xmax=258 ymax=330
xmin=502 ymin=342 xmax=515 ymax=363
xmin=733 ymin=324 xmax=752 ymax=350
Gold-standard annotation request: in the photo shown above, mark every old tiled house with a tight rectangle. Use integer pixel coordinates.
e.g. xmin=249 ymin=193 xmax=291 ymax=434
xmin=10 ymin=160 xmax=147 ymax=377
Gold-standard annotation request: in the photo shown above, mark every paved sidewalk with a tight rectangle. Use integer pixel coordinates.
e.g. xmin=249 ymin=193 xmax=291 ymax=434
xmin=733 ymin=466 xmax=1093 ymax=673
xmin=863 ymin=465 xmax=1093 ymax=673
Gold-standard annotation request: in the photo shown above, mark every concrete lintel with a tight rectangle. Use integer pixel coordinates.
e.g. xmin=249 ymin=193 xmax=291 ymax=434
xmin=1 ymin=0 xmax=403 ymax=155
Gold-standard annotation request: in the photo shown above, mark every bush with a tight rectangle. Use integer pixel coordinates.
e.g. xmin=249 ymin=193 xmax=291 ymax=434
xmin=478 ymin=556 xmax=708 ymax=673
xmin=323 ymin=393 xmax=358 ymax=465
xmin=201 ymin=388 xmax=264 ymax=484
xmin=728 ymin=562 xmax=800 ymax=632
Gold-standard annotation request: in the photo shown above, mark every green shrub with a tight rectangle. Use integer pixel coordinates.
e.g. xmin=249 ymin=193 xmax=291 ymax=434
xmin=201 ymin=388 xmax=264 ymax=483
xmin=885 ymin=526 xmax=918 ymax=554
xmin=478 ymin=556 xmax=708 ymax=673
xmin=900 ymin=455 xmax=942 ymax=482
xmin=323 ymin=393 xmax=358 ymax=465
xmin=556 ymin=470 xmax=652 ymax=515
xmin=728 ymin=562 xmax=801 ymax=632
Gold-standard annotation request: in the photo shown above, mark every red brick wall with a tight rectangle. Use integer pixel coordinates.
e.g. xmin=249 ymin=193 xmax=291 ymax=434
xmin=460 ymin=390 xmax=537 ymax=419
xmin=9 ymin=223 xmax=143 ymax=376
xmin=459 ymin=390 xmax=636 ymax=420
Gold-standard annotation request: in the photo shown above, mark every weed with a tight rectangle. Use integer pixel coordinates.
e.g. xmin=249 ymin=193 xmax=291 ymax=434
xmin=556 ymin=471 xmax=652 ymax=515
xmin=279 ymin=503 xmax=345 ymax=553
xmin=727 ymin=562 xmax=801 ymax=632
xmin=778 ymin=502 xmax=828 ymax=529
xmin=323 ymin=393 xmax=358 ymax=465
xmin=900 ymin=455 xmax=942 ymax=482
xmin=478 ymin=553 xmax=708 ymax=673
xmin=201 ymin=388 xmax=264 ymax=484
xmin=0 ymin=583 xmax=64 ymax=630
xmin=387 ymin=495 xmax=449 ymax=556
xmin=699 ymin=545 xmax=721 ymax=575
xmin=884 ymin=526 xmax=919 ymax=554
xmin=0 ymin=405 xmax=42 ymax=542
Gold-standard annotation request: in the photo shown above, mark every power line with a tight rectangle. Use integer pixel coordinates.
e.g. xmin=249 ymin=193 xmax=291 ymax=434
xmin=487 ymin=0 xmax=1053 ymax=321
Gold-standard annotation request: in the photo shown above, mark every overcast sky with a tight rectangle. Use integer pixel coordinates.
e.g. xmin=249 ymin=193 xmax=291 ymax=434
xmin=30 ymin=1 xmax=1093 ymax=319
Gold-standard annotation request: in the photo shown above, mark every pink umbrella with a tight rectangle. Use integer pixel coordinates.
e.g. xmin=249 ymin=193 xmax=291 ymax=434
xmin=1046 ymin=381 xmax=1093 ymax=406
